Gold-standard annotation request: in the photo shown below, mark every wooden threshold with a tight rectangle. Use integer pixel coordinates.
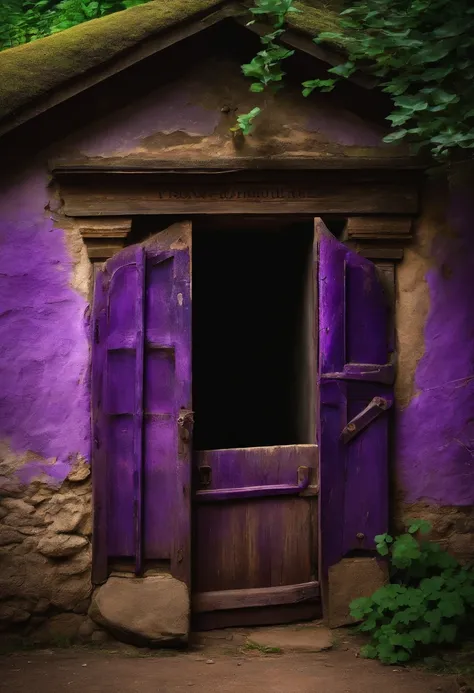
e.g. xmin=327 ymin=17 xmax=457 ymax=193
xmin=193 ymin=581 xmax=320 ymax=613
xmin=193 ymin=602 xmax=322 ymax=630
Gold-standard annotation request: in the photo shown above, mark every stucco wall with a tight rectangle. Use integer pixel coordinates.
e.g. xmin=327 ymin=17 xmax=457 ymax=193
xmin=54 ymin=56 xmax=390 ymax=166
xmin=0 ymin=53 xmax=473 ymax=640
xmin=395 ymin=167 xmax=474 ymax=560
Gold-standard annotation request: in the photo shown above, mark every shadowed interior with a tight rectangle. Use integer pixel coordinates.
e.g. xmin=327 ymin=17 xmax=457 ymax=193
xmin=192 ymin=221 xmax=315 ymax=451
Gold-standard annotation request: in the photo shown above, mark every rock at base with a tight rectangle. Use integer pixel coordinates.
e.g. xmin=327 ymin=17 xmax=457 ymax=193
xmin=89 ymin=574 xmax=189 ymax=646
xmin=247 ymin=623 xmax=333 ymax=653
xmin=32 ymin=613 xmax=85 ymax=644
xmin=328 ymin=557 xmax=388 ymax=628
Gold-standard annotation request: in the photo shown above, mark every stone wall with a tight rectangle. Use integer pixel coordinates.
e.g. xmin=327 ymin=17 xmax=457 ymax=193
xmin=0 ymin=454 xmax=101 ymax=643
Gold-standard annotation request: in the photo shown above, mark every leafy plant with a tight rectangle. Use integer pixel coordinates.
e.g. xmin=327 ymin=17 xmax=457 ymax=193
xmin=0 ymin=0 xmax=150 ymax=50
xmin=231 ymin=107 xmax=262 ymax=136
xmin=350 ymin=521 xmax=474 ymax=664
xmin=234 ymin=0 xmax=301 ymax=134
xmin=304 ymin=0 xmax=474 ymax=159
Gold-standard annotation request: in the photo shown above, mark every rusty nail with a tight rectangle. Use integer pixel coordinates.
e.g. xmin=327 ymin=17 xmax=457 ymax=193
xmin=347 ymin=423 xmax=356 ymax=432
xmin=356 ymin=532 xmax=365 ymax=540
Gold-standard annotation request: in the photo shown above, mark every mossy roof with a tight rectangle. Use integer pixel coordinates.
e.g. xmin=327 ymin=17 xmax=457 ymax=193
xmin=0 ymin=0 xmax=341 ymax=126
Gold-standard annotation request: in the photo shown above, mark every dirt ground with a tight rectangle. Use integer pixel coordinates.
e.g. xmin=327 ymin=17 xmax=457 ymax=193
xmin=0 ymin=627 xmax=463 ymax=693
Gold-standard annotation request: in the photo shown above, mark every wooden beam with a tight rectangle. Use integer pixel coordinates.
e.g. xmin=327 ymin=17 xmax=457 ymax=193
xmin=194 ymin=581 xmax=320 ymax=613
xmin=60 ymin=178 xmax=419 ymax=216
xmin=51 ymin=155 xmax=429 ymax=172
xmin=78 ymin=216 xmax=132 ymax=261
xmin=356 ymin=247 xmax=405 ymax=261
xmin=346 ymin=216 xmax=413 ymax=240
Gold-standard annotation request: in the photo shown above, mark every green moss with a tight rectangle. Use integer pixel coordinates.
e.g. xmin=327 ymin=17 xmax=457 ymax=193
xmin=290 ymin=1 xmax=340 ymax=38
xmin=0 ymin=0 xmax=342 ymax=124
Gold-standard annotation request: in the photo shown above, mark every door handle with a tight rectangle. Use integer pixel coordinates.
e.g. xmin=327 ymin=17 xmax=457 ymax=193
xmin=195 ymin=466 xmax=312 ymax=503
xmin=341 ymin=396 xmax=393 ymax=444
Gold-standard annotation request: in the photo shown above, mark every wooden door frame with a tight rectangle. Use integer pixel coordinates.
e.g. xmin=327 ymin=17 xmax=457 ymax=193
xmin=56 ymin=166 xmax=419 ymax=306
xmin=59 ymin=165 xmax=420 ymax=618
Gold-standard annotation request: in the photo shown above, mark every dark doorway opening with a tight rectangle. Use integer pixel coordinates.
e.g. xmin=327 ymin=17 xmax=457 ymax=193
xmin=192 ymin=219 xmax=315 ymax=451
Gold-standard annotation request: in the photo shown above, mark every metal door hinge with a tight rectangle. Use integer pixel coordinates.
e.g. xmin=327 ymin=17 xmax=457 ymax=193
xmin=341 ymin=396 xmax=393 ymax=444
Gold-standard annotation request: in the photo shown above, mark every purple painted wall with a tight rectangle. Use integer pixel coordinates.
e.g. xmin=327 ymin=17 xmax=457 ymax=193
xmin=1 ymin=60 xmax=473 ymax=511
xmin=73 ymin=85 xmax=220 ymax=157
xmin=0 ymin=168 xmax=90 ymax=485
xmin=398 ymin=177 xmax=474 ymax=506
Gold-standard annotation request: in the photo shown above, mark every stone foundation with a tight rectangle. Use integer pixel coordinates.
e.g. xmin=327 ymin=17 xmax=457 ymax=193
xmin=0 ymin=456 xmax=98 ymax=644
xmin=1 ymin=452 xmax=472 ymax=646
xmin=396 ymin=503 xmax=474 ymax=564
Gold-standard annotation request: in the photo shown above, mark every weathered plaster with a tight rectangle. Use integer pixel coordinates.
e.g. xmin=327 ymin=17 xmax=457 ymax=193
xmin=61 ymin=219 xmax=93 ymax=301
xmin=397 ymin=170 xmax=474 ymax=506
xmin=0 ymin=167 xmax=90 ymax=485
xmin=75 ymin=87 xmax=221 ymax=158
xmin=395 ymin=178 xmax=445 ymax=408
xmin=57 ymin=58 xmax=394 ymax=165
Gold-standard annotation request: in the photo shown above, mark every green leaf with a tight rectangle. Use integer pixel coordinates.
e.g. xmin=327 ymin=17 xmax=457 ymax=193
xmin=360 ymin=644 xmax=378 ymax=659
xmin=424 ymin=608 xmax=442 ymax=627
xmin=375 ymin=533 xmax=393 ymax=544
xmin=234 ymin=106 xmax=262 ymax=135
xmin=438 ymin=623 xmax=457 ymax=643
xmin=301 ymin=78 xmax=335 ymax=96
xmin=250 ymin=83 xmax=265 ymax=93
xmin=328 ymin=61 xmax=355 ymax=79
xmin=412 ymin=627 xmax=433 ymax=644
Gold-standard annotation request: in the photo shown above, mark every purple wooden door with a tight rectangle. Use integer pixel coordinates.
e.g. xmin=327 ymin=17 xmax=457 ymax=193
xmin=91 ymin=222 xmax=192 ymax=589
xmin=316 ymin=218 xmax=393 ymax=597
xmin=193 ymin=444 xmax=320 ymax=629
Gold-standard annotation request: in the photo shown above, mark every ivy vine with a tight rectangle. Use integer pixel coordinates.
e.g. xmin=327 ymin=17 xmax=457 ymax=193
xmin=2 ymin=0 xmax=473 ymax=160
xmin=233 ymin=0 xmax=301 ymax=135
xmin=238 ymin=0 xmax=474 ymax=160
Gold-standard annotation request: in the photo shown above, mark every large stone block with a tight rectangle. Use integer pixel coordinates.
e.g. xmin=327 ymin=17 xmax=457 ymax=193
xmin=327 ymin=557 xmax=388 ymax=629
xmin=89 ymin=575 xmax=189 ymax=646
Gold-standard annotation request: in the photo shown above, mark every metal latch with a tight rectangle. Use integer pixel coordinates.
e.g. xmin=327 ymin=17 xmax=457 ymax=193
xmin=198 ymin=465 xmax=212 ymax=489
xmin=341 ymin=396 xmax=393 ymax=444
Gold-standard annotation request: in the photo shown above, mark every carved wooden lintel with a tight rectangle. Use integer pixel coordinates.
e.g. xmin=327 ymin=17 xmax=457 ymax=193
xmin=345 ymin=216 xmax=413 ymax=241
xmin=56 ymin=170 xmax=420 ymax=217
xmin=343 ymin=215 xmax=413 ymax=263
xmin=78 ymin=217 xmax=132 ymax=262
xmin=355 ymin=245 xmax=405 ymax=261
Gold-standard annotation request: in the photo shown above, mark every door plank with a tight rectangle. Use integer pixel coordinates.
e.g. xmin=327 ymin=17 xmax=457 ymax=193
xmin=194 ymin=581 xmax=320 ymax=613
xmin=194 ymin=445 xmax=319 ymax=595
xmin=194 ymin=445 xmax=319 ymax=489
xmin=195 ymin=603 xmax=322 ymax=631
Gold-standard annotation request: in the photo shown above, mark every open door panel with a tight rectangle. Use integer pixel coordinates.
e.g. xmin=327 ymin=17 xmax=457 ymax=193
xmin=316 ymin=218 xmax=392 ymax=626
